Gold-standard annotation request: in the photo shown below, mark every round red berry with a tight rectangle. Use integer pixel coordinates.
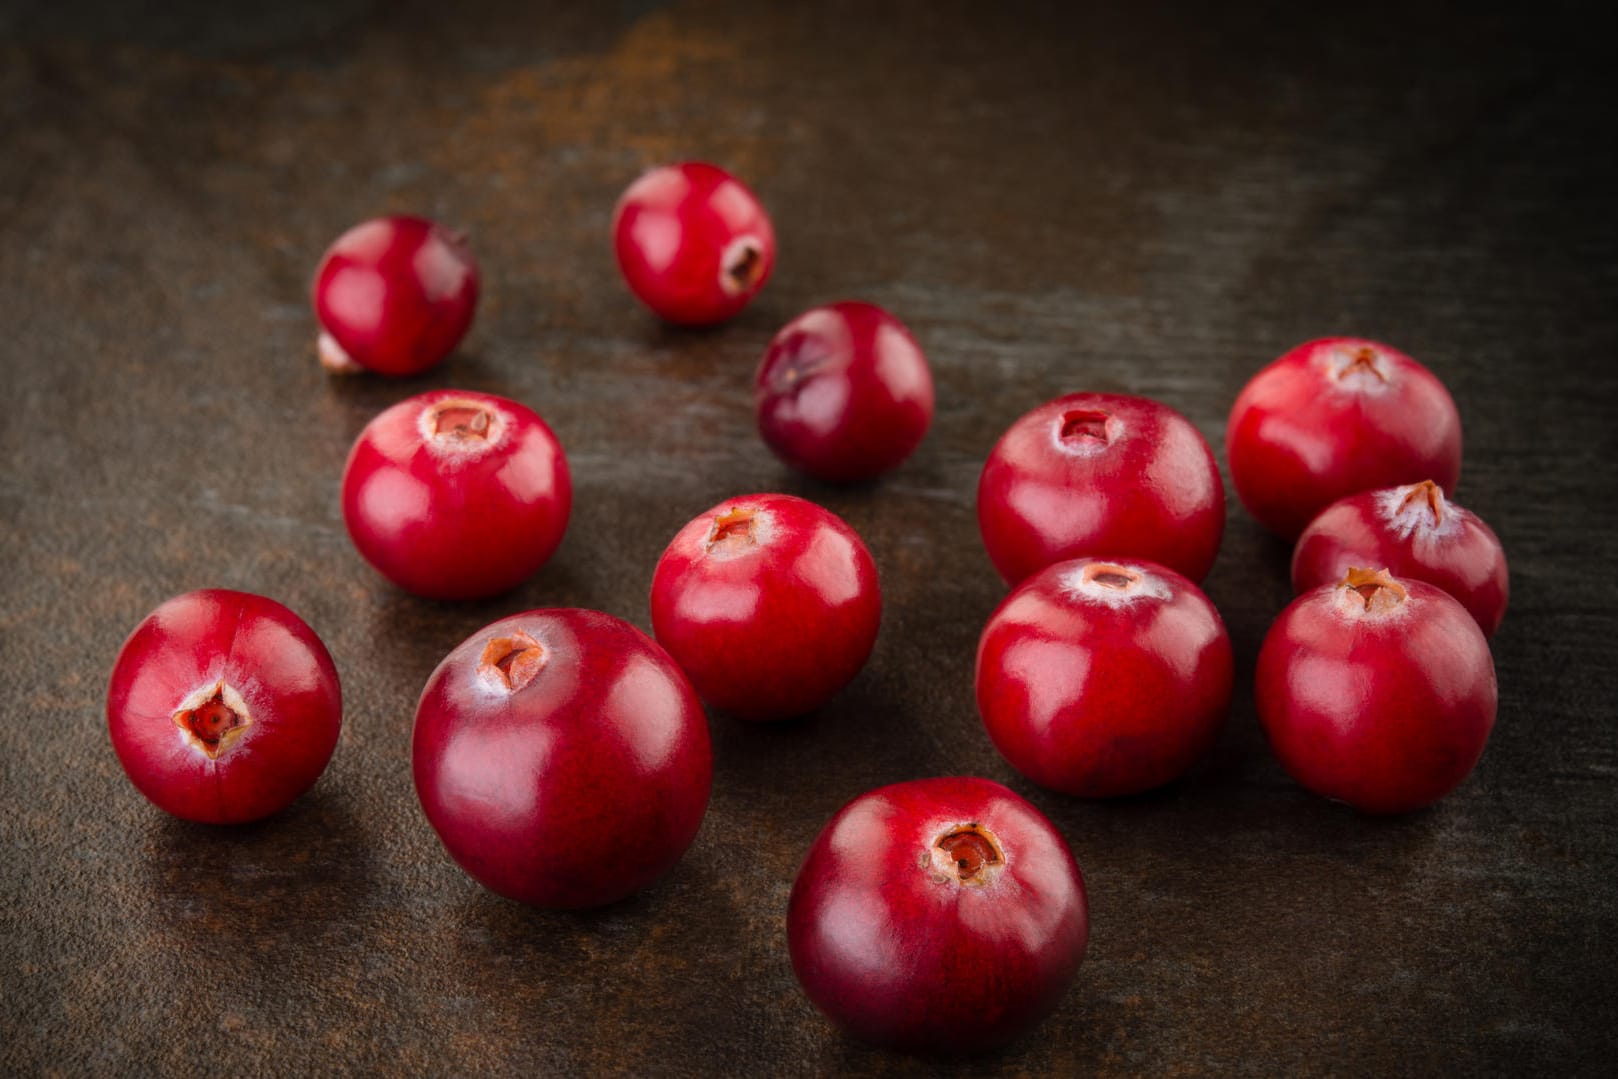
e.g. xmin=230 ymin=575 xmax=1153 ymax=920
xmin=1293 ymin=480 xmax=1509 ymax=637
xmin=312 ymin=215 xmax=479 ymax=377
xmin=612 ymin=161 xmax=776 ymax=326
xmin=976 ymin=558 xmax=1234 ymax=797
xmin=107 ymin=589 xmax=342 ymax=824
xmin=787 ymin=776 xmax=1088 ymax=1054
xmin=650 ymin=493 xmax=880 ymax=721
xmin=754 ymin=301 xmax=934 ymax=483
xmin=341 ymin=389 xmax=571 ymax=601
xmin=1227 ymin=337 xmax=1463 ymax=539
xmin=413 ymin=608 xmax=712 ymax=908
xmin=977 ymin=392 xmax=1225 ymax=586
xmin=1256 ymin=567 xmax=1497 ymax=814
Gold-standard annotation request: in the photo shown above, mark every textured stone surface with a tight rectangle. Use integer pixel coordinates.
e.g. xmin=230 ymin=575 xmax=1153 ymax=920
xmin=2 ymin=2 xmax=1615 ymax=1075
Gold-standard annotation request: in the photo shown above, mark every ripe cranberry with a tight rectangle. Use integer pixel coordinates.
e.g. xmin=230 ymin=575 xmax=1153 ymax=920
xmin=976 ymin=558 xmax=1233 ymax=797
xmin=612 ymin=162 xmax=776 ymax=326
xmin=787 ymin=776 xmax=1088 ymax=1054
xmin=311 ymin=215 xmax=479 ymax=376
xmin=754 ymin=301 xmax=935 ymax=483
xmin=1293 ymin=480 xmax=1509 ymax=637
xmin=413 ymin=608 xmax=711 ymax=908
xmin=650 ymin=493 xmax=880 ymax=721
xmin=341 ymin=389 xmax=571 ymax=600
xmin=977 ymin=392 xmax=1225 ymax=586
xmin=106 ymin=589 xmax=342 ymax=824
xmin=1257 ymin=567 xmax=1496 ymax=814
xmin=1227 ymin=337 xmax=1463 ymax=539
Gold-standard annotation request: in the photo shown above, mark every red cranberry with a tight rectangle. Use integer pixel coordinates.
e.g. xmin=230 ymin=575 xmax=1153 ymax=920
xmin=1227 ymin=337 xmax=1463 ymax=539
xmin=312 ymin=215 xmax=479 ymax=377
xmin=413 ymin=608 xmax=712 ymax=908
xmin=1293 ymin=480 xmax=1509 ymax=637
xmin=976 ymin=558 xmax=1233 ymax=797
xmin=754 ymin=301 xmax=935 ymax=483
xmin=106 ymin=589 xmax=342 ymax=824
xmin=341 ymin=389 xmax=571 ymax=600
xmin=1256 ymin=567 xmax=1496 ymax=814
xmin=612 ymin=162 xmax=776 ymax=326
xmin=650 ymin=493 xmax=880 ymax=721
xmin=787 ymin=776 xmax=1088 ymax=1054
xmin=977 ymin=392 xmax=1225 ymax=586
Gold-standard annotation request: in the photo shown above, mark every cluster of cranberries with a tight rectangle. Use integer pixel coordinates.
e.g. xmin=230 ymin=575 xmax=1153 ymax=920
xmin=105 ymin=160 xmax=1507 ymax=1056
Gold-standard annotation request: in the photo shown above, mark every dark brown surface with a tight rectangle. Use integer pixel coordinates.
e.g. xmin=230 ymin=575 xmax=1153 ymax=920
xmin=3 ymin=2 xmax=1616 ymax=1075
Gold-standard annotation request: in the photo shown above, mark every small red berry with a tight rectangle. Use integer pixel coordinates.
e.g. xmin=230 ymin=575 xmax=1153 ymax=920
xmin=1293 ymin=480 xmax=1509 ymax=636
xmin=977 ymin=392 xmax=1225 ymax=586
xmin=976 ymin=558 xmax=1234 ymax=797
xmin=650 ymin=493 xmax=880 ymax=721
xmin=787 ymin=776 xmax=1088 ymax=1054
xmin=107 ymin=589 xmax=342 ymax=824
xmin=1227 ymin=337 xmax=1463 ymax=539
xmin=341 ymin=389 xmax=571 ymax=601
xmin=612 ymin=162 xmax=776 ymax=326
xmin=1257 ymin=567 xmax=1497 ymax=814
xmin=413 ymin=608 xmax=712 ymax=908
xmin=754 ymin=301 xmax=934 ymax=483
xmin=312 ymin=215 xmax=479 ymax=377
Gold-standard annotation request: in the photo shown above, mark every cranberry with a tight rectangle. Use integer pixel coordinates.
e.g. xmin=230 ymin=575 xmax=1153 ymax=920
xmin=754 ymin=301 xmax=935 ymax=483
xmin=413 ymin=608 xmax=712 ymax=908
xmin=1257 ymin=567 xmax=1497 ymax=814
xmin=1293 ymin=480 xmax=1509 ymax=637
xmin=1227 ymin=337 xmax=1463 ymax=539
xmin=612 ymin=162 xmax=776 ymax=326
xmin=341 ymin=389 xmax=571 ymax=600
xmin=976 ymin=558 xmax=1233 ymax=797
xmin=650 ymin=493 xmax=880 ymax=721
xmin=787 ymin=776 xmax=1088 ymax=1054
xmin=311 ymin=215 xmax=479 ymax=377
xmin=977 ymin=392 xmax=1225 ymax=586
xmin=106 ymin=589 xmax=342 ymax=824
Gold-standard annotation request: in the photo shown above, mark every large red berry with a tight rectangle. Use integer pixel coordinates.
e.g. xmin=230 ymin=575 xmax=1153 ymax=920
xmin=650 ymin=493 xmax=880 ymax=721
xmin=1256 ymin=567 xmax=1497 ymax=814
xmin=976 ymin=558 xmax=1233 ymax=797
xmin=977 ymin=392 xmax=1225 ymax=586
xmin=312 ymin=215 xmax=479 ymax=377
xmin=612 ymin=162 xmax=776 ymax=326
xmin=1227 ymin=337 xmax=1463 ymax=539
xmin=754 ymin=301 xmax=934 ymax=483
xmin=413 ymin=609 xmax=712 ymax=908
xmin=107 ymin=589 xmax=342 ymax=824
xmin=1293 ymin=480 xmax=1509 ymax=636
xmin=788 ymin=776 xmax=1088 ymax=1054
xmin=341 ymin=389 xmax=571 ymax=601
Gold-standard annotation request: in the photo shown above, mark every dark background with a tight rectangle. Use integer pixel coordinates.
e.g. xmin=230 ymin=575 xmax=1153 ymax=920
xmin=3 ymin=1 xmax=1615 ymax=1075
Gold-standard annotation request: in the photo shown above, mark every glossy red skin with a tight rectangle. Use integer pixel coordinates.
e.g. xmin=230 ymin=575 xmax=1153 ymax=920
xmin=787 ymin=776 xmax=1088 ymax=1054
xmin=312 ymin=215 xmax=479 ymax=376
xmin=612 ymin=162 xmax=776 ymax=326
xmin=341 ymin=389 xmax=571 ymax=600
xmin=1292 ymin=483 xmax=1509 ymax=636
xmin=1256 ymin=576 xmax=1497 ymax=814
xmin=106 ymin=589 xmax=342 ymax=824
xmin=754 ymin=301 xmax=935 ymax=483
xmin=977 ymin=392 xmax=1225 ymax=586
xmin=976 ymin=558 xmax=1234 ymax=797
xmin=413 ymin=609 xmax=712 ymax=908
xmin=650 ymin=493 xmax=880 ymax=721
xmin=1227 ymin=337 xmax=1463 ymax=539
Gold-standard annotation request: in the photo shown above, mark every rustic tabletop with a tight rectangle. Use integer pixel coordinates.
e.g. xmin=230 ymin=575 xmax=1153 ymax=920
xmin=3 ymin=2 xmax=1615 ymax=1075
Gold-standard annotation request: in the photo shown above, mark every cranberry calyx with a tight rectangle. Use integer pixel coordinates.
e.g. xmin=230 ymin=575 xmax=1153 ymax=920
xmin=1331 ymin=345 xmax=1389 ymax=383
xmin=478 ymin=632 xmax=547 ymax=692
xmin=1060 ymin=409 xmax=1111 ymax=443
xmin=706 ymin=507 xmax=758 ymax=549
xmin=931 ymin=824 xmax=1004 ymax=886
xmin=1339 ymin=566 xmax=1408 ymax=613
xmin=430 ymin=403 xmax=493 ymax=441
xmin=1397 ymin=479 xmax=1447 ymax=525
xmin=173 ymin=682 xmax=251 ymax=759
xmin=723 ymin=237 xmax=766 ymax=295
